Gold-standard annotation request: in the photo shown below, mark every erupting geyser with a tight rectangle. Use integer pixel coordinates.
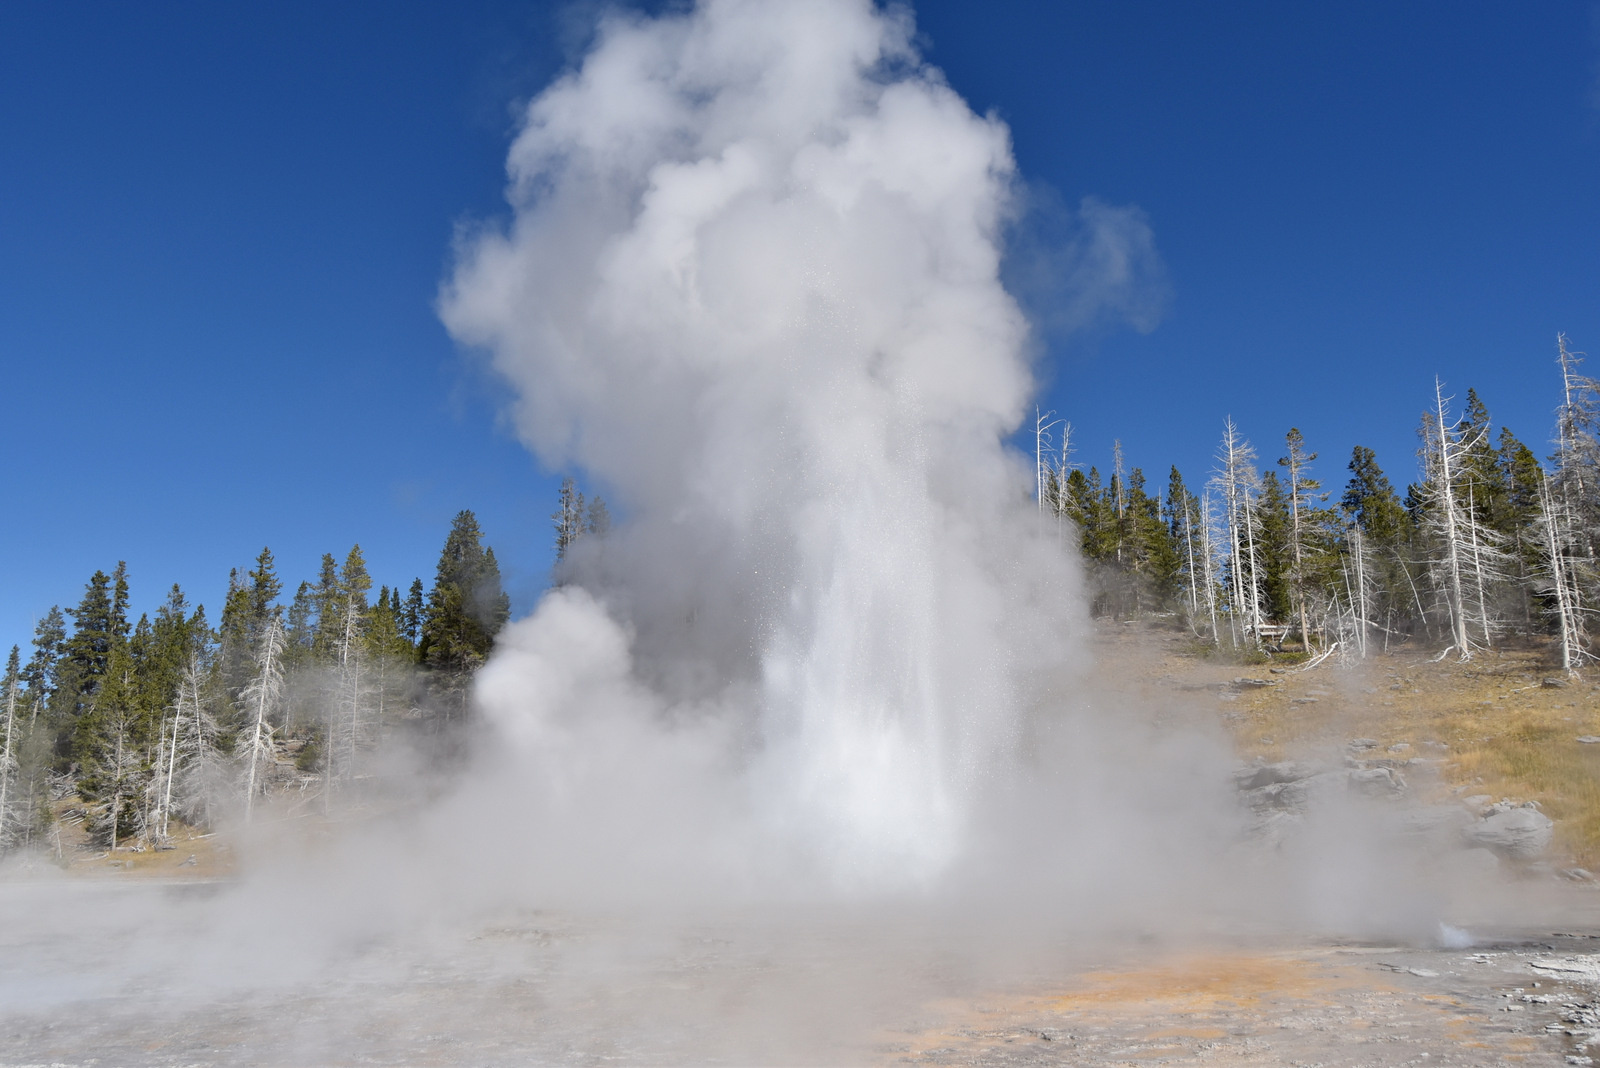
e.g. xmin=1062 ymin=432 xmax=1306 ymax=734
xmin=440 ymin=0 xmax=1136 ymax=895
xmin=3 ymin=9 xmax=1557 ymax=1066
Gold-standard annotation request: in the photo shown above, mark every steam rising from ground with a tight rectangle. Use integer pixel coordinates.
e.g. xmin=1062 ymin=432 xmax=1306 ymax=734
xmin=436 ymin=0 xmax=1185 ymax=902
xmin=427 ymin=0 xmax=1459 ymax=927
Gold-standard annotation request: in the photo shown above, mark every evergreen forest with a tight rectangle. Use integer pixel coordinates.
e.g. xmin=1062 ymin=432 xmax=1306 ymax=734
xmin=1043 ymin=337 xmax=1599 ymax=672
xmin=0 ymin=510 xmax=510 ymax=855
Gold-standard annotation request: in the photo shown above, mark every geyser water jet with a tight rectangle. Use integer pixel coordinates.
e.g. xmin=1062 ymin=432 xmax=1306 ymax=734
xmin=441 ymin=0 xmax=1126 ymax=895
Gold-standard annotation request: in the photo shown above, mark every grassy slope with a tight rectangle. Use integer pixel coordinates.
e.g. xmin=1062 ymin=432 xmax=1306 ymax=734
xmin=1096 ymin=623 xmax=1600 ymax=867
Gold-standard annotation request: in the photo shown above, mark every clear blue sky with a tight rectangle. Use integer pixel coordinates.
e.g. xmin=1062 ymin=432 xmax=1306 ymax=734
xmin=2 ymin=1 xmax=1596 ymax=655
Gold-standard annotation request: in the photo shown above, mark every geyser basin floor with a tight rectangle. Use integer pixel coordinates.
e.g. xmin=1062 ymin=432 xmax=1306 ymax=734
xmin=894 ymin=933 xmax=1600 ymax=1066
xmin=6 ymin=888 xmax=1600 ymax=1066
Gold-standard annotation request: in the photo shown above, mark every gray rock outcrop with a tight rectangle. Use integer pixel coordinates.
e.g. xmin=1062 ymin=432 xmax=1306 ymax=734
xmin=1463 ymin=801 xmax=1553 ymax=860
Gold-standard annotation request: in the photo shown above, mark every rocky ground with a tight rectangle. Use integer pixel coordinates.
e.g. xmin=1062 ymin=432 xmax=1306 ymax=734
xmin=7 ymin=893 xmax=1600 ymax=1067
xmin=887 ymin=933 xmax=1600 ymax=1066
xmin=1095 ymin=621 xmax=1600 ymax=864
xmin=876 ymin=622 xmax=1600 ymax=1067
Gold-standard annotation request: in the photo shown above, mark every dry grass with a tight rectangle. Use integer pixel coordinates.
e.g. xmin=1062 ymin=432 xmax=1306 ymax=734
xmin=47 ymin=802 xmax=235 ymax=880
xmin=1093 ymin=625 xmax=1600 ymax=869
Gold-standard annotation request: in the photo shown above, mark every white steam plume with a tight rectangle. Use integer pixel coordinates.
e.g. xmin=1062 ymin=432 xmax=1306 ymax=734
xmin=431 ymin=0 xmax=1499 ymax=945
xmin=440 ymin=0 xmax=1114 ymax=896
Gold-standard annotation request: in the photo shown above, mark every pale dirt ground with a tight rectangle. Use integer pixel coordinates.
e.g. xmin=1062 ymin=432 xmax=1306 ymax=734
xmin=4 ymin=623 xmax=1600 ymax=1067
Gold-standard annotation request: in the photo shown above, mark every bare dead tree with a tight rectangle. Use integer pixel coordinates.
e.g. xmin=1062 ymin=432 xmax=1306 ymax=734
xmin=0 ymin=666 xmax=18 ymax=848
xmin=148 ymin=655 xmax=227 ymax=841
xmin=1212 ymin=419 xmax=1265 ymax=647
xmin=1345 ymin=521 xmax=1374 ymax=658
xmin=1537 ymin=474 xmax=1593 ymax=675
xmin=340 ymin=602 xmax=365 ymax=793
xmin=322 ymin=587 xmax=373 ymax=814
xmin=1198 ymin=489 xmax=1223 ymax=646
xmin=1553 ymin=335 xmax=1600 ymax=646
xmin=1034 ymin=407 xmax=1059 ymax=515
xmin=1111 ymin=440 xmax=1127 ymax=522
xmin=1418 ymin=380 xmax=1511 ymax=661
xmin=1178 ymin=490 xmax=1202 ymax=632
xmin=238 ymin=617 xmax=285 ymax=824
xmin=1278 ymin=428 xmax=1324 ymax=652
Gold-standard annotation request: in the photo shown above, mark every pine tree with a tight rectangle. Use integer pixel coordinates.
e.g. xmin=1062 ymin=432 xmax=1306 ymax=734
xmin=1059 ymin=467 xmax=1092 ymax=536
xmin=1458 ymin=389 xmax=1510 ymax=528
xmin=363 ymin=587 xmax=415 ymax=743
xmin=1074 ymin=467 xmax=1118 ymax=564
xmin=128 ymin=612 xmax=156 ymax=724
xmin=76 ymin=641 xmax=146 ymax=848
xmin=217 ymin=568 xmax=256 ymax=699
xmin=1342 ymin=446 xmax=1409 ymax=545
xmin=245 ymin=548 xmax=283 ymax=651
xmin=110 ymin=561 xmax=131 ymax=647
xmin=284 ymin=581 xmax=315 ymax=662
xmin=1492 ymin=427 xmax=1546 ymax=628
xmin=1143 ymin=470 xmax=1184 ymax=605
xmin=55 ymin=570 xmax=122 ymax=767
xmin=1255 ymin=471 xmax=1294 ymax=626
xmin=1120 ymin=467 xmax=1181 ymax=613
xmin=136 ymin=585 xmax=201 ymax=729
xmin=311 ymin=553 xmax=342 ymax=660
xmin=64 ymin=570 xmax=116 ymax=685
xmin=1341 ymin=445 xmax=1420 ymax=644
xmin=421 ymin=511 xmax=511 ymax=719
xmin=22 ymin=606 xmax=66 ymax=719
xmin=336 ymin=545 xmax=372 ymax=633
xmin=402 ymin=578 xmax=424 ymax=649
xmin=1498 ymin=428 xmax=1545 ymax=536
xmin=371 ymin=587 xmax=416 ymax=664
xmin=365 ymin=587 xmax=403 ymax=659
xmin=586 ymin=497 xmax=612 ymax=538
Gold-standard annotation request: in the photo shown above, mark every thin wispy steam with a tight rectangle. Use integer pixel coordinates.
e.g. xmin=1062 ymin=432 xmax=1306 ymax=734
xmin=1002 ymin=187 xmax=1170 ymax=340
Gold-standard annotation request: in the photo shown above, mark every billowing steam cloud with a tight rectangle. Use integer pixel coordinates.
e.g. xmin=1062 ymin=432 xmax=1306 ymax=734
xmin=438 ymin=0 xmax=1189 ymax=901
